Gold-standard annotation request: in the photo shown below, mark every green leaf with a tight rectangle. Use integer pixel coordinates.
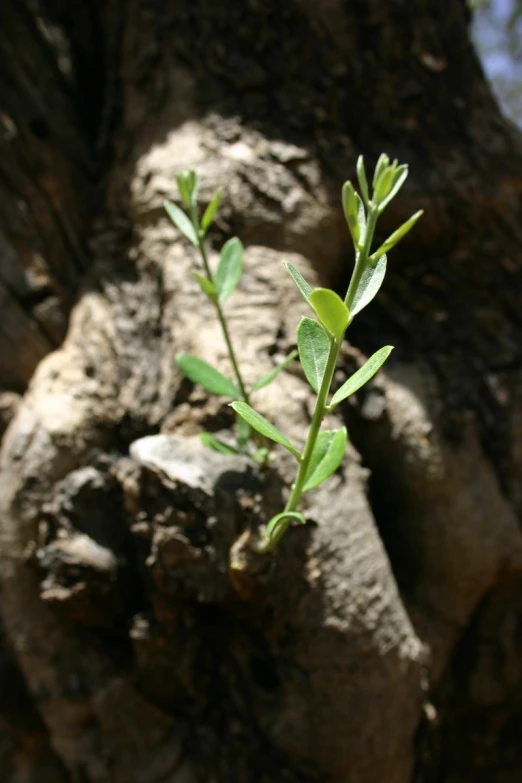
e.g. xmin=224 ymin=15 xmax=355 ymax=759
xmin=176 ymin=173 xmax=191 ymax=209
xmin=251 ymin=349 xmax=298 ymax=392
xmin=164 ymin=200 xmax=198 ymax=246
xmin=201 ymin=188 xmax=223 ymax=234
xmin=215 ymin=237 xmax=243 ymax=302
xmin=329 ymin=345 xmax=393 ymax=409
xmin=303 ymin=427 xmax=347 ymax=491
xmin=236 ymin=415 xmax=251 ymax=448
xmin=351 ymin=254 xmax=387 ymax=317
xmin=187 ymin=169 xmax=198 ymax=207
xmin=342 ymin=181 xmax=366 ymax=247
xmin=283 ymin=261 xmax=313 ymax=305
xmin=297 ymin=318 xmax=330 ymax=393
xmin=192 ymin=271 xmax=217 ymax=301
xmin=371 ymin=211 xmax=423 ymax=258
xmin=309 ymin=288 xmax=350 ymax=340
xmin=176 ymin=170 xmax=198 ymax=209
xmin=253 ymin=447 xmax=269 ymax=465
xmin=265 ymin=511 xmax=306 ymax=548
xmin=378 ymin=164 xmax=408 ymax=211
xmin=357 ymin=155 xmax=370 ymax=206
xmin=374 ymin=166 xmax=396 ymax=205
xmin=229 ymin=402 xmax=301 ymax=459
xmin=176 ymin=354 xmax=239 ymax=397
xmin=200 ymin=432 xmax=240 ymax=455
xmin=372 ymin=153 xmax=390 ymax=190
xmin=304 ymin=430 xmax=336 ymax=485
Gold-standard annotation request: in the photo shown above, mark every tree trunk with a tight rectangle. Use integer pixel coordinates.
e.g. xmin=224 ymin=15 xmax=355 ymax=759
xmin=2 ymin=1 xmax=522 ymax=781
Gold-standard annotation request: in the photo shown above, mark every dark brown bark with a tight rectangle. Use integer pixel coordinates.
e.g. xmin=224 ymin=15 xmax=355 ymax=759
xmin=1 ymin=1 xmax=522 ymax=781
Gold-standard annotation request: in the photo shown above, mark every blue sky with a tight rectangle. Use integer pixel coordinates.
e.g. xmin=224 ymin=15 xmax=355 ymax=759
xmin=472 ymin=0 xmax=522 ymax=125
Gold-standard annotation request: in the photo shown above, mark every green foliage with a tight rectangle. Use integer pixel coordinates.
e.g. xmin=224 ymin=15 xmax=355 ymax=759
xmin=258 ymin=511 xmax=306 ymax=552
xmin=230 ymin=402 xmax=301 ymax=460
xmin=201 ymin=188 xmax=222 ymax=234
xmin=200 ymin=432 xmax=240 ymax=455
xmin=166 ymin=158 xmax=423 ymax=553
xmin=309 ymin=288 xmax=350 ymax=339
xmin=350 ymin=254 xmax=387 ymax=316
xmin=252 ymin=350 xmax=298 ymax=392
xmin=175 ymin=354 xmax=239 ymax=397
xmin=303 ymin=427 xmax=347 ymax=491
xmin=215 ymin=238 xmax=244 ymax=302
xmin=297 ymin=317 xmax=329 ymax=393
xmin=166 ymin=171 xmax=297 ymax=460
xmin=192 ymin=271 xmax=217 ymax=301
xmin=164 ymin=200 xmax=198 ymax=245
xmin=342 ymin=181 xmax=365 ymax=248
xmin=329 ymin=346 xmax=394 ymax=409
xmin=283 ymin=261 xmax=313 ymax=305
xmin=371 ymin=211 xmax=423 ymax=258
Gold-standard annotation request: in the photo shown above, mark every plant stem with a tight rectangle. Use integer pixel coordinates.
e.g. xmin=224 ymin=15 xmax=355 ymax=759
xmin=345 ymin=205 xmax=378 ymax=311
xmin=284 ymin=337 xmax=339 ymax=512
xmin=256 ymin=201 xmax=381 ymax=552
xmin=192 ymin=214 xmax=250 ymax=405
xmin=255 ymin=337 xmax=340 ymax=553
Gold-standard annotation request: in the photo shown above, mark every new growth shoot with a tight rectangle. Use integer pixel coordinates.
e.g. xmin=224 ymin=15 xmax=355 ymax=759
xmin=164 ymin=172 xmax=296 ymax=464
xmin=230 ymin=154 xmax=422 ymax=551
xmin=166 ymin=156 xmax=422 ymax=553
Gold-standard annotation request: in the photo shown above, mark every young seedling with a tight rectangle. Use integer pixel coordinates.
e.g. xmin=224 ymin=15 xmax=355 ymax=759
xmin=164 ymin=171 xmax=297 ymax=463
xmin=230 ymin=154 xmax=423 ymax=551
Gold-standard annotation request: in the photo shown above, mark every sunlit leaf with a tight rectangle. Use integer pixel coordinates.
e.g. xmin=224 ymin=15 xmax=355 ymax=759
xmin=329 ymin=345 xmax=393 ymax=408
xmin=251 ymin=350 xmax=298 ymax=392
xmin=201 ymin=188 xmax=223 ymax=233
xmin=176 ymin=354 xmax=239 ymax=397
xmin=229 ymin=402 xmax=301 ymax=459
xmin=283 ymin=261 xmax=313 ymax=305
xmin=378 ymin=164 xmax=408 ymax=211
xmin=297 ymin=317 xmax=330 ymax=393
xmin=164 ymin=200 xmax=198 ymax=246
xmin=351 ymin=254 xmax=387 ymax=317
xmin=372 ymin=153 xmax=390 ymax=190
xmin=357 ymin=155 xmax=370 ymax=205
xmin=373 ymin=166 xmax=396 ymax=204
xmin=215 ymin=237 xmax=243 ymax=302
xmin=176 ymin=172 xmax=191 ymax=209
xmin=371 ymin=211 xmax=423 ymax=258
xmin=303 ymin=427 xmax=347 ymax=491
xmin=309 ymin=288 xmax=350 ymax=339
xmin=187 ymin=169 xmax=198 ymax=207
xmin=342 ymin=181 xmax=366 ymax=247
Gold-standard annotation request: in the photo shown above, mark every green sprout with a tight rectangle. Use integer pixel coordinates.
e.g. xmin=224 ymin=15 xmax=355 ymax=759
xmin=164 ymin=172 xmax=296 ymax=463
xmin=166 ymin=156 xmax=422 ymax=552
xmin=229 ymin=154 xmax=423 ymax=551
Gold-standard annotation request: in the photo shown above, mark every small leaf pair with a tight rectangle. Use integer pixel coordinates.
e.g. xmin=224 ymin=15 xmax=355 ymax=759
xmin=164 ymin=180 xmax=224 ymax=244
xmin=177 ymin=350 xmax=297 ymax=400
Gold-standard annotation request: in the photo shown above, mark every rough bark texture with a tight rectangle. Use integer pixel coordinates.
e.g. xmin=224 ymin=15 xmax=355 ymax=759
xmin=1 ymin=1 xmax=522 ymax=781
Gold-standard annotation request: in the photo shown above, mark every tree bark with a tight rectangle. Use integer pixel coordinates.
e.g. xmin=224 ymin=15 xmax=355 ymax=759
xmin=2 ymin=1 xmax=522 ymax=781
